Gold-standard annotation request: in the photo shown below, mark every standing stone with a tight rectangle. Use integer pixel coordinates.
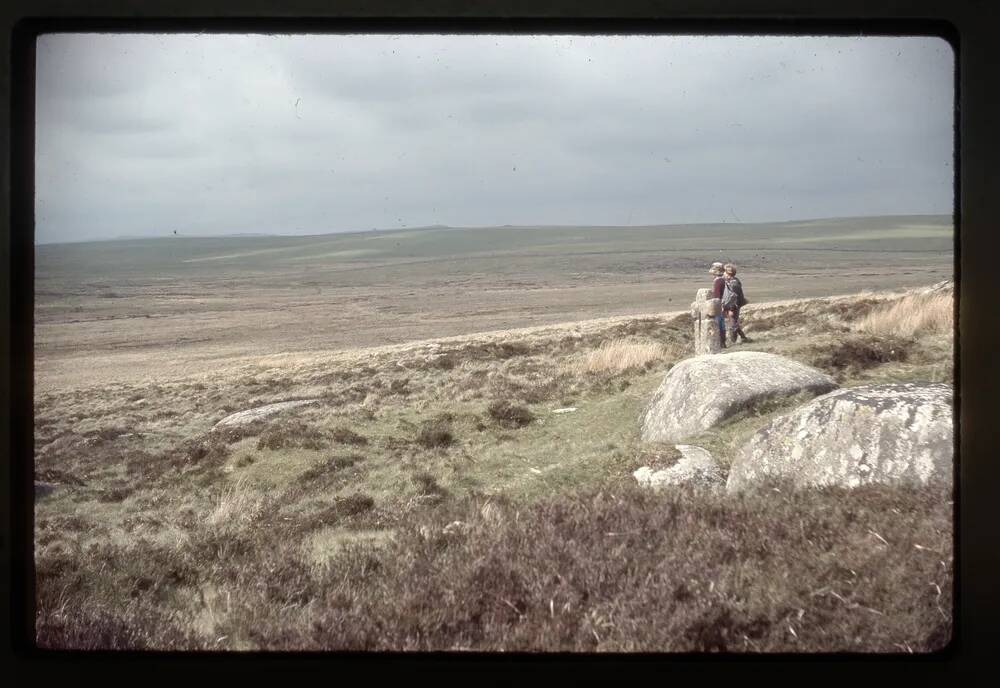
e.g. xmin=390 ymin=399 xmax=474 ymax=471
xmin=691 ymin=288 xmax=723 ymax=355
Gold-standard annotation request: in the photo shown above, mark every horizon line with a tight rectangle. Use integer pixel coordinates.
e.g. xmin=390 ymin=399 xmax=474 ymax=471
xmin=35 ymin=212 xmax=954 ymax=247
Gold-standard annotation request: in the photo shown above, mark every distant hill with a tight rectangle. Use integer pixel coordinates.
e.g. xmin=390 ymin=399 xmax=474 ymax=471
xmin=203 ymin=232 xmax=275 ymax=238
xmin=38 ymin=214 xmax=952 ymax=248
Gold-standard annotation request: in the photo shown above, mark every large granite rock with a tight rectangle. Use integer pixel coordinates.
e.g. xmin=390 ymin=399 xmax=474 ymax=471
xmin=633 ymin=444 xmax=723 ymax=490
xmin=640 ymin=352 xmax=837 ymax=443
xmin=726 ymin=383 xmax=953 ymax=493
xmin=213 ymin=399 xmax=318 ymax=429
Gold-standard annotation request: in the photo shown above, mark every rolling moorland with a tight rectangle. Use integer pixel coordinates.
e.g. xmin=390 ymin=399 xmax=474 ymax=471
xmin=33 ymin=215 xmax=954 ymax=651
xmin=34 ymin=214 xmax=952 ymax=390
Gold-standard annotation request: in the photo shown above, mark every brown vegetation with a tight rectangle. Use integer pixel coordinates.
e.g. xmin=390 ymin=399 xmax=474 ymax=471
xmin=740 ymin=305 xmax=810 ymax=334
xmin=465 ymin=340 xmax=534 ymax=360
xmin=331 ymin=427 xmax=368 ymax=446
xmin=297 ymin=454 xmax=365 ymax=484
xmin=486 ymin=400 xmax=535 ymax=429
xmin=35 ymin=482 xmax=952 ymax=652
xmin=184 ymin=436 xmax=230 ymax=465
xmin=416 ymin=416 xmax=455 ymax=449
xmin=308 ymin=494 xmax=377 ymax=527
xmin=808 ymin=335 xmax=910 ymax=376
xmin=256 ymin=421 xmax=326 ymax=451
xmin=412 ymin=472 xmax=449 ymax=500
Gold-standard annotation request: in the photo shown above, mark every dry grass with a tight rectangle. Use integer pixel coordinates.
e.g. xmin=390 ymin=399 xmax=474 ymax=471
xmin=205 ymin=478 xmax=266 ymax=529
xmin=856 ymin=292 xmax=953 ymax=339
xmin=571 ymin=339 xmax=667 ymax=375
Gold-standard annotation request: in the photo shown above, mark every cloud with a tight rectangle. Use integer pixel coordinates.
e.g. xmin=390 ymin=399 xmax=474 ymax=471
xmin=34 ymin=33 xmax=953 ymax=243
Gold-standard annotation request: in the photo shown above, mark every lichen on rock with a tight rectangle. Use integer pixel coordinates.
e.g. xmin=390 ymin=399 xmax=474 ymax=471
xmin=634 ymin=444 xmax=723 ymax=490
xmin=640 ymin=351 xmax=838 ymax=444
xmin=726 ymin=382 xmax=953 ymax=493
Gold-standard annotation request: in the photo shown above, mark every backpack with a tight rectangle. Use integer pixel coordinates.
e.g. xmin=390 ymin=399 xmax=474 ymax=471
xmin=733 ymin=277 xmax=748 ymax=307
xmin=721 ymin=279 xmax=740 ymax=310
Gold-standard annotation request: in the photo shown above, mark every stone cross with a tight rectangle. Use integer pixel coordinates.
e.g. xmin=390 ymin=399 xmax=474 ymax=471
xmin=691 ymin=287 xmax=724 ymax=354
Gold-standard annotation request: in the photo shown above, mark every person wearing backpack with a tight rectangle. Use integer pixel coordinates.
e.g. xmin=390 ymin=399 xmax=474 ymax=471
xmin=723 ymin=263 xmax=751 ymax=344
xmin=710 ymin=262 xmax=728 ymax=349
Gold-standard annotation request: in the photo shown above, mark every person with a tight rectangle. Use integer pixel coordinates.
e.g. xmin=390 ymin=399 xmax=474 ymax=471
xmin=710 ymin=262 xmax=727 ymax=348
xmin=722 ymin=263 xmax=751 ymax=343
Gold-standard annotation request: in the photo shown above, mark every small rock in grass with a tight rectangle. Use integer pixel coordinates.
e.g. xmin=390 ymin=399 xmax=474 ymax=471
xmin=633 ymin=445 xmax=723 ymax=490
xmin=213 ymin=399 xmax=318 ymax=429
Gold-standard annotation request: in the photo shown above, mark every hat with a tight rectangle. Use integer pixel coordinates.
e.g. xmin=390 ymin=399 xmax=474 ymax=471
xmin=709 ymin=262 xmax=725 ymax=275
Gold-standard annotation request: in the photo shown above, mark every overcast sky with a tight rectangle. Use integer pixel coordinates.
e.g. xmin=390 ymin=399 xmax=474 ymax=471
xmin=34 ymin=33 xmax=953 ymax=244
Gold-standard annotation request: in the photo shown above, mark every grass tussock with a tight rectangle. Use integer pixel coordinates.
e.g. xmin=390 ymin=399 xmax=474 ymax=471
xmin=429 ymin=353 xmax=457 ymax=370
xmin=412 ymin=473 xmax=450 ymax=504
xmin=306 ymin=494 xmax=377 ymax=530
xmin=331 ymin=427 xmax=368 ymax=446
xmin=298 ymin=454 xmax=365 ymax=484
xmin=204 ymin=478 xmax=267 ymax=529
xmin=35 ymin=483 xmax=952 ymax=652
xmin=256 ymin=421 xmax=326 ymax=451
xmin=416 ymin=416 xmax=455 ymax=449
xmin=388 ymin=378 xmax=410 ymax=395
xmin=486 ymin=400 xmax=534 ymax=429
xmin=334 ymin=493 xmax=376 ymax=516
xmin=856 ymin=292 xmax=953 ymax=339
xmin=333 ymin=454 xmax=364 ymax=469
xmin=572 ymin=339 xmax=667 ymax=375
xmin=184 ymin=436 xmax=230 ymax=465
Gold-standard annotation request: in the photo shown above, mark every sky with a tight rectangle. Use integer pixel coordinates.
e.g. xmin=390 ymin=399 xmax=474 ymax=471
xmin=34 ymin=33 xmax=954 ymax=244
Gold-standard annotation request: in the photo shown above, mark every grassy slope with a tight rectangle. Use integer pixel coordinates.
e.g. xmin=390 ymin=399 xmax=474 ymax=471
xmin=33 ymin=284 xmax=954 ymax=652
